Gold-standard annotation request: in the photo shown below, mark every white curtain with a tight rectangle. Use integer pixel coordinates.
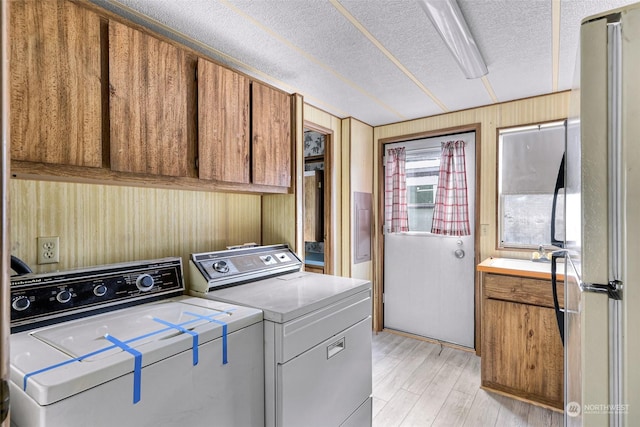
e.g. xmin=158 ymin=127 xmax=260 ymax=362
xmin=431 ymin=141 xmax=471 ymax=236
xmin=384 ymin=147 xmax=408 ymax=233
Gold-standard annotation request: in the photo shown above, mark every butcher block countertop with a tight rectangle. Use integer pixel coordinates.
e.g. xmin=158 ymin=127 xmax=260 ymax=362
xmin=477 ymin=257 xmax=564 ymax=281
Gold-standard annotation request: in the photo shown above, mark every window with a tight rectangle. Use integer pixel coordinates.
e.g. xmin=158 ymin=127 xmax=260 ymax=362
xmin=406 ymin=149 xmax=440 ymax=231
xmin=384 ymin=132 xmax=475 ymax=234
xmin=498 ymin=120 xmax=566 ymax=249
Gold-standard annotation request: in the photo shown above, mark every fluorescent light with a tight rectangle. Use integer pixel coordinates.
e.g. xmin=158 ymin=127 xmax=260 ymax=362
xmin=417 ymin=0 xmax=488 ymax=79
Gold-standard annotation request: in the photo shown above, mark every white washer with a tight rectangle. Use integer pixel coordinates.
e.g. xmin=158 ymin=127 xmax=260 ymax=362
xmin=9 ymin=258 xmax=264 ymax=427
xmin=189 ymin=245 xmax=373 ymax=427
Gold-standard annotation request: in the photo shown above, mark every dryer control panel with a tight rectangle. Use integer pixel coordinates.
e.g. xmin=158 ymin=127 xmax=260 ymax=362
xmin=10 ymin=257 xmax=184 ymax=333
xmin=190 ymin=244 xmax=302 ymax=294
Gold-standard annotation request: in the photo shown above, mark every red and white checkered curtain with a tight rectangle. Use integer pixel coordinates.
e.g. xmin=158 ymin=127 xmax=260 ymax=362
xmin=431 ymin=141 xmax=471 ymax=236
xmin=384 ymin=147 xmax=408 ymax=233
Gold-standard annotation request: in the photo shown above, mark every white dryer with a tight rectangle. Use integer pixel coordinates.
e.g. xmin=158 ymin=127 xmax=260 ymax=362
xmin=9 ymin=258 xmax=264 ymax=427
xmin=189 ymin=245 xmax=373 ymax=427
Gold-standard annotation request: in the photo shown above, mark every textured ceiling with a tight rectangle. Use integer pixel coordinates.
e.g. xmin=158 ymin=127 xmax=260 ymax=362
xmin=92 ymin=0 xmax=638 ymax=126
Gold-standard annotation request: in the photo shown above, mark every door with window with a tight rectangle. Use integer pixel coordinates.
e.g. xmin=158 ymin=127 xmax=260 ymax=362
xmin=383 ymin=132 xmax=476 ymax=348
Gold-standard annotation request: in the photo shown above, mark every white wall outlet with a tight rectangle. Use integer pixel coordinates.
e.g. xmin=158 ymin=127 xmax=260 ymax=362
xmin=37 ymin=236 xmax=60 ymax=264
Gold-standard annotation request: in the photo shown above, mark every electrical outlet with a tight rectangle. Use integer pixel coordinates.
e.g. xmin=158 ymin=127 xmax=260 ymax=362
xmin=37 ymin=236 xmax=60 ymax=264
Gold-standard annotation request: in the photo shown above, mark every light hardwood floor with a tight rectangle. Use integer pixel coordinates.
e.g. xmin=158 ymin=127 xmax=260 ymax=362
xmin=372 ymin=331 xmax=564 ymax=427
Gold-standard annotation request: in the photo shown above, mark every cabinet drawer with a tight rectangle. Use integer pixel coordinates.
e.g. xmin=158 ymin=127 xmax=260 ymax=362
xmin=484 ymin=273 xmax=564 ymax=308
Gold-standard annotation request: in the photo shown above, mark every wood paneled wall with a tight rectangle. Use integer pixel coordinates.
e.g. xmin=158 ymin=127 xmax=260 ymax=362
xmin=372 ymin=92 xmax=569 ymax=332
xmin=374 ymin=91 xmax=571 ymax=263
xmin=343 ymin=118 xmax=374 ymax=282
xmin=9 ymin=180 xmax=261 ymax=284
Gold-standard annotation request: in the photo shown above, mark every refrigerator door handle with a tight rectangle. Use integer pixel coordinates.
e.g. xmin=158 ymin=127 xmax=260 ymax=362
xmin=581 ymin=279 xmax=623 ymax=300
xmin=550 ymin=153 xmax=566 ymax=248
xmin=551 ymin=251 xmax=566 ymax=345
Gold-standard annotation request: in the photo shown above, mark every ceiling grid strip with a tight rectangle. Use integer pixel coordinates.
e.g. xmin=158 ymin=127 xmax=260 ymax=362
xmin=329 ymin=0 xmax=449 ymax=114
xmin=481 ymin=76 xmax=498 ymax=103
xmin=219 ymin=0 xmax=406 ymax=120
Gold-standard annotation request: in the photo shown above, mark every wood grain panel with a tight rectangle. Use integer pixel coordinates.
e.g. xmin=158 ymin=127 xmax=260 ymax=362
xmin=10 ymin=0 xmax=102 ymax=167
xmin=481 ymin=298 xmax=564 ymax=409
xmin=261 ymin=194 xmax=295 ymax=248
xmin=197 ymin=58 xmax=250 ymax=183
xmin=9 ymin=180 xmax=261 ymax=284
xmin=252 ymin=82 xmax=291 ymax=187
xmin=484 ymin=274 xmax=564 ymax=308
xmin=109 ymin=20 xmax=190 ymax=177
xmin=11 ymin=160 xmax=290 ymax=194
xmin=304 ymin=265 xmax=324 ymax=274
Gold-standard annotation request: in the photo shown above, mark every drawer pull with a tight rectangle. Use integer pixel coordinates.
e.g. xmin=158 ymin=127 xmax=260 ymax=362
xmin=327 ymin=337 xmax=345 ymax=359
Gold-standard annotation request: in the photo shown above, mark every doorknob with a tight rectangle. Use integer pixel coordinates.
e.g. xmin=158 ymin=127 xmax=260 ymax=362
xmin=454 ymin=249 xmax=465 ymax=259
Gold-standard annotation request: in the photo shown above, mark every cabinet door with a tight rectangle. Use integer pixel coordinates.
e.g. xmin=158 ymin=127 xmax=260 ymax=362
xmin=482 ymin=298 xmax=564 ymax=408
xmin=197 ymin=58 xmax=250 ymax=183
xmin=10 ymin=0 xmax=102 ymax=167
xmin=251 ymin=82 xmax=291 ymax=187
xmin=109 ymin=21 xmax=189 ymax=177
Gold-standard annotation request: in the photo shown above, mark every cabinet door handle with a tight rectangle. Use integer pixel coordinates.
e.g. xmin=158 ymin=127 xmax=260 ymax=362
xmin=327 ymin=337 xmax=345 ymax=359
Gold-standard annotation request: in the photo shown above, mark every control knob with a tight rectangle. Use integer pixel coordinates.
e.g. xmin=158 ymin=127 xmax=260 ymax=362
xmin=93 ymin=284 xmax=108 ymax=297
xmin=213 ymin=261 xmax=229 ymax=273
xmin=136 ymin=274 xmax=155 ymax=292
xmin=12 ymin=296 xmax=30 ymax=312
xmin=56 ymin=290 xmax=72 ymax=304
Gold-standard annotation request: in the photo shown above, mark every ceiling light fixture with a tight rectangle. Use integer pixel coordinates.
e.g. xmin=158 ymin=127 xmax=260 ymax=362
xmin=417 ymin=0 xmax=488 ymax=79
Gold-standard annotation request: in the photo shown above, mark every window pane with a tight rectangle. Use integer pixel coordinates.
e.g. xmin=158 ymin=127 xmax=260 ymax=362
xmin=501 ymin=193 xmax=565 ymax=246
xmin=408 ymin=206 xmax=435 ymax=231
xmin=498 ymin=121 xmax=565 ymax=248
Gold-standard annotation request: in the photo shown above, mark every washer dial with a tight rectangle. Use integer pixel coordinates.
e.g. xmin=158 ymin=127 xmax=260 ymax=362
xmin=136 ymin=274 xmax=155 ymax=291
xmin=12 ymin=296 xmax=30 ymax=312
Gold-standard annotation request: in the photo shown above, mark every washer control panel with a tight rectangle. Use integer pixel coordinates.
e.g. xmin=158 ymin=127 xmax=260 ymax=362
xmin=10 ymin=257 xmax=184 ymax=333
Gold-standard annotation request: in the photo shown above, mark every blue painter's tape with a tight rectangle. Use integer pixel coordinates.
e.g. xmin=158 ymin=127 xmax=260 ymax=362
xmin=211 ymin=321 xmax=228 ymax=365
xmin=184 ymin=311 xmax=229 ymax=365
xmin=152 ymin=317 xmax=199 ymax=365
xmin=21 ymin=308 xmax=237 ymax=391
xmin=22 ymin=344 xmax=118 ymax=391
xmin=104 ymin=334 xmax=142 ymax=404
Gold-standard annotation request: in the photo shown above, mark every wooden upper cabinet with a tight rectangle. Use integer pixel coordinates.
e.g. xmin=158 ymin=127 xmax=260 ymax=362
xmin=251 ymin=82 xmax=292 ymax=188
xmin=108 ymin=21 xmax=190 ymax=177
xmin=197 ymin=58 xmax=250 ymax=183
xmin=10 ymin=0 xmax=102 ymax=167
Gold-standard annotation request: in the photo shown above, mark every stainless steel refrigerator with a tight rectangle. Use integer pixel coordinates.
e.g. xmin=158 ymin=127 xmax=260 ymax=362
xmin=555 ymin=3 xmax=640 ymax=426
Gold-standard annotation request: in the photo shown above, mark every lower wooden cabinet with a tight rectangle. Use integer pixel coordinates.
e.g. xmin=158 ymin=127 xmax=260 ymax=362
xmin=481 ymin=273 xmax=564 ymax=410
xmin=304 ymin=265 xmax=324 ymax=274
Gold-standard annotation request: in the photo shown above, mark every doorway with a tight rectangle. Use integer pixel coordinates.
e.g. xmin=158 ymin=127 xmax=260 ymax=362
xmin=380 ymin=128 xmax=479 ymax=349
xmin=302 ymin=123 xmax=332 ymax=275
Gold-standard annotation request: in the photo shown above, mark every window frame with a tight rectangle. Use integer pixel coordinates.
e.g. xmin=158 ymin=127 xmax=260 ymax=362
xmin=496 ymin=119 xmax=566 ymax=250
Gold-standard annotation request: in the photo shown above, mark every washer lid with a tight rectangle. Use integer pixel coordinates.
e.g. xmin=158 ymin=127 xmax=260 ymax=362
xmin=10 ymin=297 xmax=262 ymax=405
xmin=32 ymin=301 xmax=213 ymax=361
